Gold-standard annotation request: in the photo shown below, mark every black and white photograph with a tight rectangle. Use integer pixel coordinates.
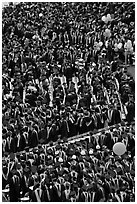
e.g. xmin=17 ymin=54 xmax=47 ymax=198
xmin=2 ymin=1 xmax=135 ymax=202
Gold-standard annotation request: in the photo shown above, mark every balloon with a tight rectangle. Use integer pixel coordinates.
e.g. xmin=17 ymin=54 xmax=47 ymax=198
xmin=39 ymin=13 xmax=43 ymax=17
xmin=99 ymin=41 xmax=103 ymax=47
xmin=130 ymin=47 xmax=133 ymax=53
xmin=127 ymin=44 xmax=132 ymax=49
xmin=113 ymin=142 xmax=126 ymax=156
xmin=28 ymin=86 xmax=37 ymax=92
xmin=105 ymin=28 xmax=110 ymax=33
xmin=58 ymin=157 xmax=63 ymax=163
xmin=107 ymin=14 xmax=111 ymax=21
xmin=127 ymin=40 xmax=132 ymax=48
xmin=104 ymin=29 xmax=111 ymax=38
xmin=89 ymin=149 xmax=93 ymax=155
xmin=81 ymin=150 xmax=86 ymax=156
xmin=96 ymin=145 xmax=100 ymax=150
xmin=114 ymin=48 xmax=118 ymax=52
xmin=125 ymin=41 xmax=133 ymax=52
xmin=102 ymin=16 xmax=106 ymax=21
xmin=114 ymin=43 xmax=118 ymax=48
xmin=125 ymin=28 xmax=128 ymax=33
xmin=72 ymin=155 xmax=77 ymax=160
xmin=117 ymin=42 xmax=123 ymax=49
xmin=104 ymin=18 xmax=109 ymax=24
xmin=94 ymin=42 xmax=98 ymax=46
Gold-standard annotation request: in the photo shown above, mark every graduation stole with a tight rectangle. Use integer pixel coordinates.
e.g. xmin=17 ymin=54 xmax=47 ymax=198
xmin=2 ymin=139 xmax=6 ymax=152
xmin=12 ymin=175 xmax=19 ymax=185
xmin=114 ymin=193 xmax=121 ymax=202
xmin=70 ymin=197 xmax=76 ymax=202
xmin=65 ymin=120 xmax=69 ymax=133
xmin=55 ymin=182 xmax=61 ymax=197
xmin=65 ymin=189 xmax=70 ymax=200
xmin=35 ymin=188 xmax=42 ymax=202
xmin=17 ymin=134 xmax=21 ymax=147
xmin=7 ymin=137 xmax=11 ymax=150
xmin=2 ymin=171 xmax=8 ymax=181
xmin=45 ymin=185 xmax=50 ymax=201
xmin=83 ymin=192 xmax=89 ymax=202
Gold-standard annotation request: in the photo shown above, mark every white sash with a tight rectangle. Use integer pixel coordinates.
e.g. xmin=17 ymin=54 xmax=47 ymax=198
xmin=65 ymin=189 xmax=70 ymax=200
xmin=83 ymin=192 xmax=88 ymax=202
xmin=35 ymin=189 xmax=42 ymax=202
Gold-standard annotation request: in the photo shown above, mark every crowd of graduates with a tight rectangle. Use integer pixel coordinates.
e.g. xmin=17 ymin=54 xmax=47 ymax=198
xmin=2 ymin=2 xmax=135 ymax=202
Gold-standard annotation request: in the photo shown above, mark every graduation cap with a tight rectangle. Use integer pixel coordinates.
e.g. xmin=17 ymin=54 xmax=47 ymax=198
xmin=47 ymin=159 xmax=53 ymax=166
xmin=115 ymin=167 xmax=122 ymax=173
xmin=69 ymin=149 xmax=76 ymax=156
xmin=70 ymin=191 xmax=76 ymax=197
xmin=11 ymin=169 xmax=17 ymax=175
xmin=124 ymin=164 xmax=130 ymax=172
xmin=55 ymin=162 xmax=60 ymax=168
xmin=24 ymin=146 xmax=29 ymax=152
xmin=88 ymin=143 xmax=94 ymax=149
xmin=105 ymin=174 xmax=111 ymax=180
xmin=84 ymin=161 xmax=90 ymax=168
xmin=108 ymin=169 xmax=116 ymax=178
xmin=24 ymin=167 xmax=30 ymax=174
xmin=39 ymin=147 xmax=44 ymax=153
xmin=4 ymin=152 xmax=8 ymax=157
xmin=58 ymin=170 xmax=64 ymax=176
xmin=87 ymin=183 xmax=94 ymax=190
xmin=17 ymin=163 xmax=22 ymax=169
xmin=10 ymin=152 xmax=15 ymax=160
xmin=85 ymin=156 xmax=90 ymax=162
xmin=130 ymin=170 xmax=135 ymax=176
xmin=31 ymin=166 xmax=37 ymax=173
xmin=56 ymin=144 xmax=62 ymax=150
xmin=68 ymin=143 xmax=74 ymax=148
xmin=2 ymin=160 xmax=7 ymax=166
xmin=82 ymin=185 xmax=88 ymax=191
xmin=75 ymin=141 xmax=82 ymax=146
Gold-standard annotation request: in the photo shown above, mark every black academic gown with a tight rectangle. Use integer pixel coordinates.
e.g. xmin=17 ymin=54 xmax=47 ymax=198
xmin=2 ymin=174 xmax=9 ymax=190
xmin=111 ymin=109 xmax=121 ymax=125
xmin=31 ymin=188 xmax=50 ymax=202
xmin=60 ymin=120 xmax=69 ymax=139
xmin=68 ymin=119 xmax=77 ymax=138
xmin=126 ymin=102 xmax=135 ymax=123
xmin=38 ymin=128 xmax=48 ymax=144
xmin=104 ymin=133 xmax=114 ymax=150
xmin=17 ymin=134 xmax=26 ymax=152
xmin=10 ymin=136 xmax=18 ymax=153
xmin=29 ymin=130 xmax=39 ymax=148
xmin=9 ymin=175 xmax=20 ymax=202
xmin=102 ymin=181 xmax=111 ymax=201
xmin=49 ymin=185 xmax=61 ymax=202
